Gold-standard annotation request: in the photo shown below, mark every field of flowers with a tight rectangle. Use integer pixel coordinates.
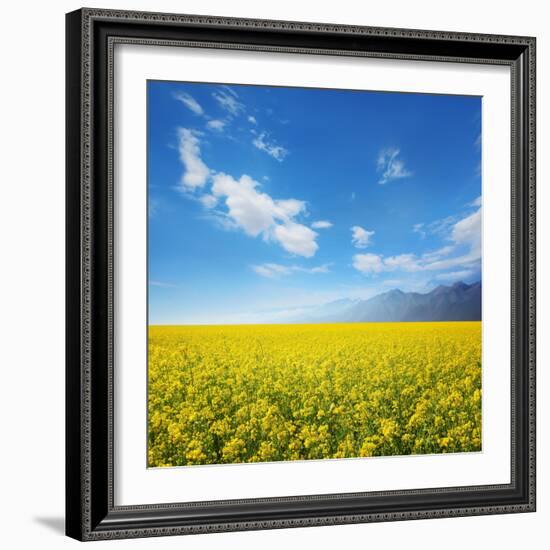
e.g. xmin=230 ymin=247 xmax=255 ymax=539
xmin=148 ymin=322 xmax=481 ymax=467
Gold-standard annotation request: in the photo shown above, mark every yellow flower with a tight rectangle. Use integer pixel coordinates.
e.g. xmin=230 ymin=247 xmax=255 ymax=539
xmin=147 ymin=322 xmax=482 ymax=466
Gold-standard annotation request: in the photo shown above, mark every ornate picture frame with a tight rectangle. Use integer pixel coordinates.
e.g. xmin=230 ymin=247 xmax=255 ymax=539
xmin=66 ymin=8 xmax=536 ymax=541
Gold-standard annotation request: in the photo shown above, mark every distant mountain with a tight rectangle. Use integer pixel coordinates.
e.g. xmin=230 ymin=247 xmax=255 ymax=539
xmin=294 ymin=281 xmax=481 ymax=323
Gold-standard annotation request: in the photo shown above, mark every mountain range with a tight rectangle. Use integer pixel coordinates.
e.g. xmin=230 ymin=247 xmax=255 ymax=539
xmin=291 ymin=281 xmax=481 ymax=323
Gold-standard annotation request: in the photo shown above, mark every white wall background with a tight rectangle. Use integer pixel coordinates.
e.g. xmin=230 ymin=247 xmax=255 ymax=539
xmin=0 ymin=1 xmax=546 ymax=548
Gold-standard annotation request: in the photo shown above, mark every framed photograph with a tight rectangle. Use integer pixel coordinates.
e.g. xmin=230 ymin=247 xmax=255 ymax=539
xmin=66 ymin=8 xmax=536 ymax=541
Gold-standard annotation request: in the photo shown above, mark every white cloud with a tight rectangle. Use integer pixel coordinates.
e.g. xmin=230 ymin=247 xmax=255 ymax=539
xmin=377 ymin=148 xmax=412 ymax=185
xmin=422 ymin=251 xmax=479 ymax=272
xmin=309 ymin=264 xmax=331 ymax=274
xmin=275 ymin=198 xmax=306 ymax=219
xmin=252 ymin=263 xmax=291 ymax=278
xmin=351 ymin=226 xmax=375 ymax=248
xmin=212 ymin=89 xmax=244 ymax=116
xmin=253 ymin=132 xmax=289 ymax=161
xmin=421 ymin=245 xmax=455 ymax=262
xmin=210 ymin=172 xmax=318 ymax=257
xmin=383 ymin=254 xmax=423 ymax=272
xmin=211 ymin=173 xmax=277 ymax=236
xmin=353 ymin=252 xmax=422 ymax=275
xmin=174 ymin=92 xmax=204 ymax=116
xmin=273 ymin=222 xmax=318 ymax=257
xmin=206 ymin=119 xmax=226 ymax=132
xmin=414 ymin=209 xmax=482 ymax=273
xmin=199 ymin=194 xmax=218 ymax=209
xmin=352 ymin=253 xmax=385 ymax=274
xmin=353 ymin=207 xmax=481 ymax=276
xmin=470 ymin=195 xmax=482 ymax=207
xmin=248 ymin=115 xmax=257 ymax=124
xmin=177 ymin=128 xmax=210 ymax=190
xmin=450 ymin=208 xmax=481 ymax=255
xmin=311 ymin=220 xmax=333 ymax=229
xmin=252 ymin=262 xmax=330 ymax=278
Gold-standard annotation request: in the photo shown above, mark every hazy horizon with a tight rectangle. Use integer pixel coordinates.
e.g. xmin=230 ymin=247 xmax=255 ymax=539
xmin=148 ymin=279 xmax=481 ymax=326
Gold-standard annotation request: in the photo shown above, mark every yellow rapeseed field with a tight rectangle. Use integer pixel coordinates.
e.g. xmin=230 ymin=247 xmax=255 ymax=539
xmin=148 ymin=322 xmax=481 ymax=467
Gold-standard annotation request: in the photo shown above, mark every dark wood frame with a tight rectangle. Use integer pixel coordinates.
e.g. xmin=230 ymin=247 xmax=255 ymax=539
xmin=66 ymin=7 xmax=536 ymax=541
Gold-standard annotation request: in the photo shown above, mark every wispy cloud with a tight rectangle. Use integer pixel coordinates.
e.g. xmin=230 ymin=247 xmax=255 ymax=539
xmin=252 ymin=263 xmax=331 ymax=278
xmin=426 ymin=215 xmax=458 ymax=238
xmin=174 ymin=92 xmax=204 ymax=116
xmin=252 ymin=132 xmax=289 ymax=161
xmin=174 ymin=89 xmax=240 ymax=136
xmin=351 ymin=226 xmax=375 ymax=248
xmin=247 ymin=115 xmax=257 ymax=124
xmin=221 ymin=85 xmax=239 ymax=98
xmin=474 ymin=132 xmax=482 ymax=150
xmin=421 ymin=245 xmax=455 ymax=262
xmin=206 ymin=119 xmax=226 ymax=132
xmin=252 ymin=263 xmax=290 ymax=278
xmin=308 ymin=265 xmax=331 ymax=274
xmin=311 ymin=220 xmax=333 ymax=229
xmin=413 ymin=223 xmax=426 ymax=239
xmin=212 ymin=89 xmax=244 ymax=116
xmin=469 ymin=195 xmax=482 ymax=207
xmin=149 ymin=280 xmax=177 ymax=288
xmin=377 ymin=148 xmax=412 ymax=185
xmin=353 ymin=207 xmax=481 ymax=276
xmin=450 ymin=208 xmax=481 ymax=257
xmin=177 ymin=128 xmax=210 ymax=190
xmin=148 ymin=198 xmax=160 ymax=218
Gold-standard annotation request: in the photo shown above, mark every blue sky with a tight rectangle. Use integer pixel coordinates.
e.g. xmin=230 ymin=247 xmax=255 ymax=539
xmin=148 ymin=80 xmax=481 ymax=324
